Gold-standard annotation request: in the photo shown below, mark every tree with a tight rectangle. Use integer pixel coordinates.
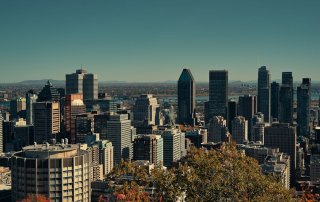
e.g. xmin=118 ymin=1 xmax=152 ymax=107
xmin=19 ymin=194 xmax=50 ymax=202
xmin=109 ymin=145 xmax=293 ymax=201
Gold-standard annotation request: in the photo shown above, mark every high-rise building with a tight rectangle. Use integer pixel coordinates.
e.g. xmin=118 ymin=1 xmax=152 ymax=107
xmin=133 ymin=94 xmax=160 ymax=126
xmin=94 ymin=113 xmax=109 ymax=140
xmin=37 ymin=80 xmax=60 ymax=102
xmin=75 ymin=113 xmax=93 ymax=143
xmin=264 ymin=123 xmax=296 ymax=183
xmin=177 ymin=68 xmax=196 ymax=126
xmin=33 ymin=102 xmax=60 ymax=143
xmin=231 ymin=116 xmax=248 ymax=144
xmin=154 ymin=128 xmax=185 ymax=167
xmin=26 ymin=90 xmax=38 ymax=125
xmin=207 ymin=116 xmax=227 ymax=143
xmin=98 ymin=140 xmax=114 ymax=175
xmin=271 ymin=82 xmax=280 ymax=121
xmin=133 ymin=134 xmax=163 ymax=166
xmin=257 ymin=66 xmax=271 ymax=123
xmin=251 ymin=112 xmax=265 ymax=143
xmin=238 ymin=94 xmax=257 ymax=140
xmin=64 ymin=94 xmax=86 ymax=143
xmin=279 ymin=72 xmax=294 ymax=124
xmin=66 ymin=69 xmax=98 ymax=101
xmin=106 ymin=114 xmax=132 ymax=164
xmin=297 ymin=78 xmax=311 ymax=137
xmin=10 ymin=97 xmax=26 ymax=120
xmin=227 ymin=99 xmax=237 ymax=132
xmin=11 ymin=143 xmax=91 ymax=202
xmin=205 ymin=70 xmax=228 ymax=123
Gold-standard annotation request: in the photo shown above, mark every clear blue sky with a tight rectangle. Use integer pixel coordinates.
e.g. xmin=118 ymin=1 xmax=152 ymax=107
xmin=0 ymin=0 xmax=319 ymax=82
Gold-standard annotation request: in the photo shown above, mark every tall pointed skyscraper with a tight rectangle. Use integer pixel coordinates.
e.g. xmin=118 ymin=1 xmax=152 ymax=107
xmin=177 ymin=69 xmax=196 ymax=125
xmin=257 ymin=66 xmax=271 ymax=123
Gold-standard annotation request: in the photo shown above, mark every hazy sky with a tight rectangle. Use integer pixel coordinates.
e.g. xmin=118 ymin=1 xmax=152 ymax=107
xmin=0 ymin=0 xmax=319 ymax=82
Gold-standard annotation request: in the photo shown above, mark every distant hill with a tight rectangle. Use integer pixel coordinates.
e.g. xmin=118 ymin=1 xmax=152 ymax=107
xmin=17 ymin=80 xmax=65 ymax=85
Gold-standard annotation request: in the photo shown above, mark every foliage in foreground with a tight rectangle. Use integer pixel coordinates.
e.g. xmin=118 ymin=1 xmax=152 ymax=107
xmin=107 ymin=145 xmax=294 ymax=202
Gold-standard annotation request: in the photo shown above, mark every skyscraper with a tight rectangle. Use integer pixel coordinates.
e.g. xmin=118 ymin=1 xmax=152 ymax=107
xmin=258 ymin=66 xmax=271 ymax=123
xmin=271 ymin=81 xmax=280 ymax=121
xmin=177 ymin=69 xmax=196 ymax=126
xmin=297 ymin=78 xmax=311 ymax=137
xmin=133 ymin=94 xmax=160 ymax=126
xmin=98 ymin=140 xmax=114 ymax=175
xmin=65 ymin=94 xmax=86 ymax=143
xmin=26 ymin=90 xmax=38 ymax=125
xmin=37 ymin=80 xmax=60 ymax=102
xmin=33 ymin=102 xmax=60 ymax=143
xmin=133 ymin=134 xmax=163 ymax=166
xmin=264 ymin=123 xmax=296 ymax=184
xmin=227 ymin=99 xmax=237 ymax=132
xmin=238 ymin=94 xmax=257 ymax=140
xmin=106 ymin=114 xmax=132 ymax=164
xmin=66 ymin=69 xmax=98 ymax=101
xmin=251 ymin=112 xmax=265 ymax=143
xmin=231 ymin=116 xmax=248 ymax=144
xmin=279 ymin=72 xmax=294 ymax=124
xmin=205 ymin=70 xmax=228 ymax=123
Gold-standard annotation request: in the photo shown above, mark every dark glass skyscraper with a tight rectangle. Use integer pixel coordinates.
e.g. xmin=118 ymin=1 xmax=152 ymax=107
xmin=279 ymin=72 xmax=293 ymax=124
xmin=177 ymin=69 xmax=195 ymax=125
xmin=37 ymin=80 xmax=60 ymax=102
xmin=257 ymin=66 xmax=271 ymax=123
xmin=227 ymin=99 xmax=237 ymax=132
xmin=238 ymin=94 xmax=257 ymax=141
xmin=205 ymin=70 xmax=228 ymax=123
xmin=271 ymin=81 xmax=280 ymax=121
xmin=297 ymin=78 xmax=311 ymax=137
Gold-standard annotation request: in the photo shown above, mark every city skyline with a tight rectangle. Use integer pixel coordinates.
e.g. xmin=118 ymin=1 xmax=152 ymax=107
xmin=0 ymin=0 xmax=320 ymax=82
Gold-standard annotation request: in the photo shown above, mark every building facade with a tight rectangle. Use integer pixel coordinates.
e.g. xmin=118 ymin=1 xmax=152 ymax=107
xmin=257 ymin=66 xmax=271 ymax=123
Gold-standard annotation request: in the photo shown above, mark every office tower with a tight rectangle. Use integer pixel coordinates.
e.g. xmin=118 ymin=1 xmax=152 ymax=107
xmin=154 ymin=128 xmax=185 ymax=167
xmin=106 ymin=114 xmax=132 ymax=164
xmin=98 ymin=140 xmax=114 ymax=175
xmin=37 ymin=80 xmax=60 ymax=102
xmin=65 ymin=94 xmax=86 ymax=143
xmin=26 ymin=90 xmax=38 ymax=124
xmin=257 ymin=66 xmax=271 ymax=123
xmin=33 ymin=102 xmax=60 ymax=143
xmin=261 ymin=153 xmax=290 ymax=189
xmin=11 ymin=143 xmax=91 ymax=202
xmin=231 ymin=116 xmax=248 ymax=144
xmin=94 ymin=113 xmax=109 ymax=140
xmin=279 ymin=72 xmax=294 ymax=124
xmin=94 ymin=97 xmax=117 ymax=113
xmin=297 ymin=78 xmax=311 ymax=137
xmin=0 ymin=113 xmax=2 ymax=153
xmin=75 ymin=114 xmax=93 ymax=143
xmin=227 ymin=99 xmax=237 ymax=132
xmin=13 ymin=121 xmax=34 ymax=150
xmin=66 ymin=69 xmax=98 ymax=101
xmin=271 ymin=82 xmax=280 ymax=121
xmin=2 ymin=120 xmax=15 ymax=152
xmin=205 ymin=70 xmax=228 ymax=123
xmin=264 ymin=123 xmax=296 ymax=184
xmin=177 ymin=68 xmax=196 ymax=126
xmin=10 ymin=97 xmax=26 ymax=120
xmin=133 ymin=94 xmax=160 ymax=126
xmin=238 ymin=94 xmax=257 ymax=140
xmin=251 ymin=112 xmax=265 ymax=143
xmin=133 ymin=134 xmax=163 ymax=166
xmin=207 ymin=116 xmax=228 ymax=143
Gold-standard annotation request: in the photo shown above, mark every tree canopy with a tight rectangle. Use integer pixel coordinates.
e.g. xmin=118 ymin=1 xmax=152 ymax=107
xmin=106 ymin=144 xmax=294 ymax=202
